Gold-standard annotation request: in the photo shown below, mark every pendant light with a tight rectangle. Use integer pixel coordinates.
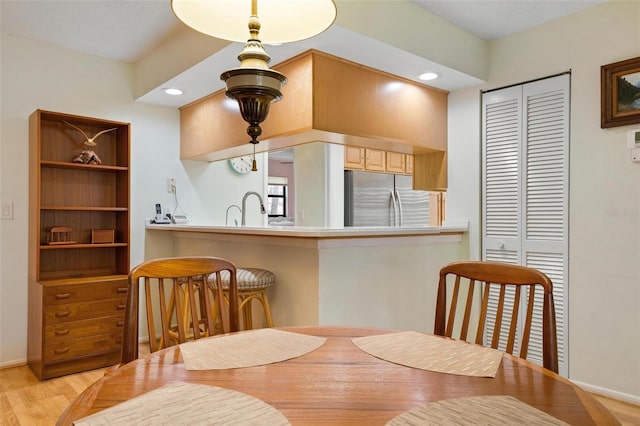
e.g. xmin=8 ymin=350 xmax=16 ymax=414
xmin=172 ymin=0 xmax=337 ymax=171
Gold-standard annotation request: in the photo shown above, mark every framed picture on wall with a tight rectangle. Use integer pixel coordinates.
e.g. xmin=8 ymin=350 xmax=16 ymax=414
xmin=601 ymin=56 xmax=640 ymax=128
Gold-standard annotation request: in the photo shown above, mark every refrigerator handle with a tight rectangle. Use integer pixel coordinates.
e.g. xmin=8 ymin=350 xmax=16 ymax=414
xmin=395 ymin=189 xmax=403 ymax=227
xmin=390 ymin=190 xmax=398 ymax=226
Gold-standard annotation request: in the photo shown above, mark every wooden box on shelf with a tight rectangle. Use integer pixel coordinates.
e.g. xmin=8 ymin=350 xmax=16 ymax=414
xmin=28 ymin=109 xmax=131 ymax=380
xmin=92 ymin=229 xmax=115 ymax=244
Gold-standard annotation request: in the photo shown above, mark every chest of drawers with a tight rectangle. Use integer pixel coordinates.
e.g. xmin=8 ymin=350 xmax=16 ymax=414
xmin=27 ymin=276 xmax=128 ymax=380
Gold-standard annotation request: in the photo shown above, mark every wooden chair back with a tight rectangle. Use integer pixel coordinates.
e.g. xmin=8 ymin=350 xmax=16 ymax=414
xmin=121 ymin=256 xmax=239 ymax=364
xmin=435 ymin=261 xmax=558 ymax=373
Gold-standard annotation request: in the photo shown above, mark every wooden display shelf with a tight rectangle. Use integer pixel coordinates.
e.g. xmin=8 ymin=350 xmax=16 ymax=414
xmin=40 ymin=206 xmax=128 ymax=211
xmin=40 ymin=160 xmax=128 ymax=171
xmin=40 ymin=243 xmax=128 ymax=250
xmin=28 ymin=109 xmax=130 ymax=380
xmin=39 ymin=269 xmax=127 ymax=282
xmin=40 ymin=275 xmax=128 ymax=287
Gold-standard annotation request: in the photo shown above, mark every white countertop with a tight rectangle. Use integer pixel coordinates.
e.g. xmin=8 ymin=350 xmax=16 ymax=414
xmin=145 ymin=222 xmax=468 ymax=239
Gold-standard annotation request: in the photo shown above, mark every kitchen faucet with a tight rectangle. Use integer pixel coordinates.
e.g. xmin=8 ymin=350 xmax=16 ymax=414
xmin=241 ymin=191 xmax=266 ymax=226
xmin=225 ymin=204 xmax=242 ymax=226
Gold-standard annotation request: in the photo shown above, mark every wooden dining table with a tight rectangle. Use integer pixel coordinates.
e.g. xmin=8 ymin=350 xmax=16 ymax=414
xmin=58 ymin=326 xmax=619 ymax=425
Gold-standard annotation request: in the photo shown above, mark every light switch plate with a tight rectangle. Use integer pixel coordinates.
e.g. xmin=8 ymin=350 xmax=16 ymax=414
xmin=628 ymin=128 xmax=640 ymax=149
xmin=1 ymin=202 xmax=13 ymax=220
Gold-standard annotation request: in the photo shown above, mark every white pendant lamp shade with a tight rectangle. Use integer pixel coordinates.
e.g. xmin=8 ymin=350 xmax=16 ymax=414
xmin=171 ymin=0 xmax=337 ymax=44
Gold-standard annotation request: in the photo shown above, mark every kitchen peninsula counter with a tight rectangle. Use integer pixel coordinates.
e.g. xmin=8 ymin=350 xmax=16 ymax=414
xmin=145 ymin=222 xmax=467 ymax=239
xmin=144 ymin=223 xmax=469 ymax=332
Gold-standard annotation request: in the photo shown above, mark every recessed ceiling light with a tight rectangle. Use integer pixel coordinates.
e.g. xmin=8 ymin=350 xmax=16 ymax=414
xmin=418 ymin=72 xmax=439 ymax=81
xmin=162 ymin=87 xmax=184 ymax=96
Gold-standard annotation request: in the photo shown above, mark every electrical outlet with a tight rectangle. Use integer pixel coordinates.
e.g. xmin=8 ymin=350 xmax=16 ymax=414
xmin=167 ymin=178 xmax=176 ymax=193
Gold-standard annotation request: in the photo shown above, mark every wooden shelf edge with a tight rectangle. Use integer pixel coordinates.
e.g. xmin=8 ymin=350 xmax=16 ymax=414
xmin=40 ymin=275 xmax=129 ymax=286
xmin=40 ymin=160 xmax=128 ymax=171
xmin=40 ymin=243 xmax=128 ymax=250
xmin=40 ymin=206 xmax=128 ymax=211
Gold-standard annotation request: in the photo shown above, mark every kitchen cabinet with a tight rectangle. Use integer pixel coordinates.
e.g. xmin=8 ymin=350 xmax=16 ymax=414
xmin=344 ymin=146 xmax=365 ymax=170
xmin=405 ymin=154 xmax=414 ymax=175
xmin=364 ymin=148 xmax=386 ymax=172
xmin=386 ymin=152 xmax=413 ymax=175
xmin=414 ymin=151 xmax=447 ymax=191
xmin=345 ymin=146 xmax=387 ymax=171
xmin=345 ymin=147 xmax=413 ymax=175
xmin=28 ymin=110 xmax=130 ymax=380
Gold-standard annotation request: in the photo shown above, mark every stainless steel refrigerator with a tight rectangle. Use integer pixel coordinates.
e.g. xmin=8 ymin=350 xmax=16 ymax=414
xmin=344 ymin=170 xmax=430 ymax=227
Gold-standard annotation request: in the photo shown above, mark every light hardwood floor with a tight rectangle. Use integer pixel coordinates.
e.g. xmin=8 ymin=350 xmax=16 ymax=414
xmin=1 ymin=359 xmax=639 ymax=425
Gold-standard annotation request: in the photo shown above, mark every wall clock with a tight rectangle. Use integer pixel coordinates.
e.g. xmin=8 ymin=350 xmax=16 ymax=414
xmin=228 ymin=156 xmax=253 ymax=174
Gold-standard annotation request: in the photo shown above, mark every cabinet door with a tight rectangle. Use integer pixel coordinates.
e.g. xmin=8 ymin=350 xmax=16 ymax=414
xmin=365 ymin=149 xmax=386 ymax=171
xmin=405 ymin=154 xmax=414 ymax=174
xmin=386 ymin=152 xmax=405 ymax=174
xmin=344 ymin=146 xmax=364 ymax=170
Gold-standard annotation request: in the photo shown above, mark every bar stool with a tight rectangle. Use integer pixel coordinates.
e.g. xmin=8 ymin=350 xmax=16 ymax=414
xmin=209 ymin=267 xmax=275 ymax=330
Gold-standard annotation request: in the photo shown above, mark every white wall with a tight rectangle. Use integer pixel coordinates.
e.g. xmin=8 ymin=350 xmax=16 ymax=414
xmin=293 ymin=143 xmax=325 ymax=226
xmin=447 ymin=0 xmax=640 ymax=401
xmin=293 ymin=142 xmax=344 ymax=227
xmin=319 ymin=235 xmax=469 ymax=330
xmin=444 ymin=87 xmax=481 ymax=258
xmin=0 ymin=34 xmax=267 ymax=366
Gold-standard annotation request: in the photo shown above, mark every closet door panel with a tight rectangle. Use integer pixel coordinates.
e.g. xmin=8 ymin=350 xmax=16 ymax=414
xmin=522 ymin=75 xmax=569 ymax=373
xmin=482 ymin=86 xmax=522 ymax=261
xmin=481 ymin=74 xmax=569 ymax=376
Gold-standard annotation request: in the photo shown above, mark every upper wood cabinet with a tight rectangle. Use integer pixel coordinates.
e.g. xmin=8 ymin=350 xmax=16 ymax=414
xmin=344 ymin=147 xmax=385 ymax=172
xmin=345 ymin=147 xmax=414 ymax=176
xmin=386 ymin=151 xmax=404 ymax=173
xmin=386 ymin=152 xmax=413 ymax=175
xmin=344 ymin=146 xmax=365 ymax=170
xmin=414 ymin=151 xmax=447 ymax=191
xmin=28 ymin=110 xmax=130 ymax=380
xmin=365 ymin=149 xmax=386 ymax=172
xmin=405 ymin=154 xmax=414 ymax=175
xmin=180 ymin=50 xmax=448 ymax=162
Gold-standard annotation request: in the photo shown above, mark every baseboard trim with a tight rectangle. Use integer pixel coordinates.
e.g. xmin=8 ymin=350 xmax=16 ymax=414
xmin=572 ymin=380 xmax=640 ymax=406
xmin=0 ymin=358 xmax=27 ymax=369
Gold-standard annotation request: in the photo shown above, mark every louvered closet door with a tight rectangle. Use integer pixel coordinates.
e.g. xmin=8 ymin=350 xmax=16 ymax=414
xmin=482 ymin=74 xmax=569 ymax=376
xmin=482 ymin=85 xmax=522 ymax=264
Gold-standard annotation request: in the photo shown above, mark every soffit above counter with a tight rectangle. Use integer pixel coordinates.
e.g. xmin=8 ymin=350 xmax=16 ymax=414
xmin=179 ymin=50 xmax=448 ymax=163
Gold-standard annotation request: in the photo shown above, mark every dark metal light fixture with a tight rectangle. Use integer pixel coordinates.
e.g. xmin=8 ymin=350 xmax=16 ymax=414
xmin=220 ymin=3 xmax=287 ymax=171
xmin=172 ymin=0 xmax=336 ymax=171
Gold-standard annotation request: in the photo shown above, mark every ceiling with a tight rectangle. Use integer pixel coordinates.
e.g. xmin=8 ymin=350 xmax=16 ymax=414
xmin=411 ymin=0 xmax=604 ymax=40
xmin=1 ymin=0 xmax=605 ymax=107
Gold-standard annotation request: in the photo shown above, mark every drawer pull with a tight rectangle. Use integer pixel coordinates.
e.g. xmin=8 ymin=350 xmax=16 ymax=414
xmin=55 ymin=311 xmax=71 ymax=318
xmin=54 ymin=329 xmax=70 ymax=336
xmin=54 ymin=347 xmax=70 ymax=355
xmin=55 ymin=293 xmax=71 ymax=300
xmin=117 ymin=287 xmax=128 ymax=293
xmin=116 ymin=304 xmax=125 ymax=310
xmin=116 ymin=321 xmax=124 ymax=327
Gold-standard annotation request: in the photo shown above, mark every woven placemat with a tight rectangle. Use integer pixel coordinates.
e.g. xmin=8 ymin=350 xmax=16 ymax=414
xmin=386 ymin=395 xmax=569 ymax=425
xmin=352 ymin=331 xmax=503 ymax=377
xmin=73 ymin=382 xmax=290 ymax=426
xmin=180 ymin=328 xmax=326 ymax=370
